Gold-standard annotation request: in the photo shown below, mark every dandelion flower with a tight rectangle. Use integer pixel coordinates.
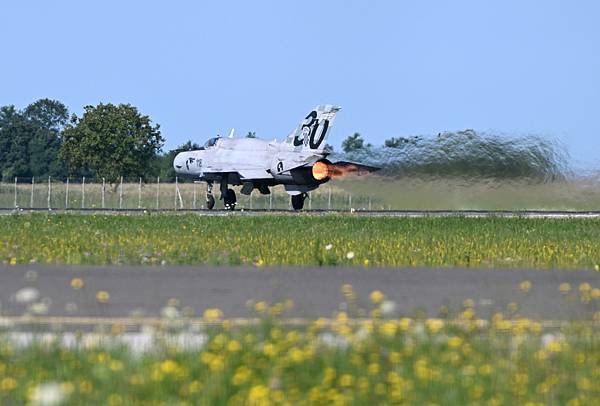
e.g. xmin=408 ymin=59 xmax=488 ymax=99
xmin=519 ymin=280 xmax=532 ymax=293
xmin=346 ymin=251 xmax=355 ymax=259
xmin=70 ymin=278 xmax=84 ymax=290
xmin=325 ymin=244 xmax=333 ymax=250
xmin=96 ymin=291 xmax=110 ymax=303
xmin=369 ymin=290 xmax=385 ymax=304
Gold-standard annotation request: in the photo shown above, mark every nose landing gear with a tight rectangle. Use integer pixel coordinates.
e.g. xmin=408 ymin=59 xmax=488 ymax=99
xmin=206 ymin=182 xmax=215 ymax=210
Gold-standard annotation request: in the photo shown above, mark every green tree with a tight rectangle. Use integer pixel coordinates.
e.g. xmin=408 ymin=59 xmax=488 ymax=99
xmin=25 ymin=99 xmax=69 ymax=178
xmin=60 ymin=103 xmax=164 ymax=181
xmin=324 ymin=143 xmax=335 ymax=153
xmin=0 ymin=106 xmax=34 ymax=179
xmin=384 ymin=137 xmax=410 ymax=148
xmin=342 ymin=132 xmax=364 ymax=153
xmin=246 ymin=131 xmax=257 ymax=138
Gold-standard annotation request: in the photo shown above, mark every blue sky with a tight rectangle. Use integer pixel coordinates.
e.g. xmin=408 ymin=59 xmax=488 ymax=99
xmin=2 ymin=1 xmax=599 ymax=166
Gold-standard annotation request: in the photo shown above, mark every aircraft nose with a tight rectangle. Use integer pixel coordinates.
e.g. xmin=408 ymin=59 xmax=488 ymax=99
xmin=173 ymin=153 xmax=185 ymax=172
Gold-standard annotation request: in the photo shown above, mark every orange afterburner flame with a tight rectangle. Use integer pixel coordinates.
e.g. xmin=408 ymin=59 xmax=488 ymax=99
xmin=328 ymin=164 xmax=360 ymax=178
xmin=312 ymin=161 xmax=330 ymax=181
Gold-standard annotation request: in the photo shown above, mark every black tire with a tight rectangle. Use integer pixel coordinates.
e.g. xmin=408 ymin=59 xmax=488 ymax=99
xmin=206 ymin=194 xmax=215 ymax=210
xmin=224 ymin=188 xmax=237 ymax=210
xmin=291 ymin=194 xmax=305 ymax=211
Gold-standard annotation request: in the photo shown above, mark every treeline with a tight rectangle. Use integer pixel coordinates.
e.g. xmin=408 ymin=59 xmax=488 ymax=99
xmin=1 ymin=99 xmax=570 ymax=183
xmin=0 ymin=99 xmax=184 ymax=182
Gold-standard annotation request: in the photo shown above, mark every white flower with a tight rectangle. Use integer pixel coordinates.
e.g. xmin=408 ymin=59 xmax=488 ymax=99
xmin=29 ymin=382 xmax=66 ymax=406
xmin=14 ymin=287 xmax=39 ymax=304
xmin=346 ymin=251 xmax=355 ymax=260
xmin=380 ymin=300 xmax=397 ymax=316
xmin=542 ymin=332 xmax=565 ymax=349
xmin=325 ymin=244 xmax=333 ymax=250
xmin=161 ymin=306 xmax=180 ymax=319
xmin=29 ymin=302 xmax=49 ymax=315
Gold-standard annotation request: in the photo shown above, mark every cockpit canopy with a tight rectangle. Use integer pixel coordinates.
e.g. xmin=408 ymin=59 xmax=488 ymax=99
xmin=204 ymin=137 xmax=220 ymax=148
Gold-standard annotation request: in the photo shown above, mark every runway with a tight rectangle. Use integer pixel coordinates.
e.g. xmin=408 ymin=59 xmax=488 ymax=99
xmin=0 ymin=265 xmax=597 ymax=330
xmin=2 ymin=208 xmax=600 ymax=218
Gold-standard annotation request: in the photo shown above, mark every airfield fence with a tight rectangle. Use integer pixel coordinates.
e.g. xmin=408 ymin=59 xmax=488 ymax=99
xmin=0 ymin=177 xmax=380 ymax=211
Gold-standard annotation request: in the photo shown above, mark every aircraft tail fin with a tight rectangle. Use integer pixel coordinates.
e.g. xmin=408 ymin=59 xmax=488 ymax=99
xmin=287 ymin=105 xmax=341 ymax=152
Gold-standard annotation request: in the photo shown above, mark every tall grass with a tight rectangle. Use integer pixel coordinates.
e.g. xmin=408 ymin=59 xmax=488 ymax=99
xmin=1 ymin=214 xmax=600 ymax=269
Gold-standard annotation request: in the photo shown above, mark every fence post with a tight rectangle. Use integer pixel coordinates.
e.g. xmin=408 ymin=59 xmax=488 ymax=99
xmin=30 ymin=177 xmax=34 ymax=208
xmin=47 ymin=176 xmax=52 ymax=210
xmin=368 ymin=196 xmax=372 ymax=211
xmin=119 ymin=176 xmax=123 ymax=209
xmin=328 ymin=186 xmax=332 ymax=210
xmin=249 ymin=190 xmax=253 ymax=209
xmin=13 ymin=177 xmax=18 ymax=208
xmin=269 ymin=188 xmax=273 ymax=210
xmin=349 ymin=194 xmax=352 ymax=210
xmin=174 ymin=177 xmax=178 ymax=210
xmin=138 ymin=178 xmax=142 ymax=209
xmin=101 ymin=178 xmax=105 ymax=209
xmin=65 ymin=177 xmax=69 ymax=209
xmin=156 ymin=177 xmax=160 ymax=210
xmin=308 ymin=192 xmax=312 ymax=210
xmin=81 ymin=177 xmax=86 ymax=209
xmin=193 ymin=182 xmax=197 ymax=209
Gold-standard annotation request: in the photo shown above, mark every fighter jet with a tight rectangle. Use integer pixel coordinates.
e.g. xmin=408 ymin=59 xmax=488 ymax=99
xmin=173 ymin=105 xmax=378 ymax=210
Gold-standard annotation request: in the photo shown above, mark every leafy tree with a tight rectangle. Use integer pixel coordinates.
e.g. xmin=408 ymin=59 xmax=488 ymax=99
xmin=0 ymin=106 xmax=33 ymax=179
xmin=246 ymin=131 xmax=257 ymax=138
xmin=384 ymin=137 xmax=410 ymax=148
xmin=24 ymin=99 xmax=68 ymax=130
xmin=60 ymin=103 xmax=164 ymax=181
xmin=25 ymin=99 xmax=69 ymax=178
xmin=324 ymin=143 xmax=335 ymax=153
xmin=342 ymin=132 xmax=365 ymax=153
xmin=0 ymin=99 xmax=70 ymax=180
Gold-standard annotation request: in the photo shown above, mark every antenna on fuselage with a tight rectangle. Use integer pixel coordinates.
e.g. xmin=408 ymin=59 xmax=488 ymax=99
xmin=228 ymin=128 xmax=235 ymax=138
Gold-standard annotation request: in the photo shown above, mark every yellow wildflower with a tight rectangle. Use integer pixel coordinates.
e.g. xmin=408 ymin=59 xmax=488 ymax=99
xmin=339 ymin=374 xmax=354 ymax=387
xmin=426 ymin=319 xmax=444 ymax=333
xmin=203 ymin=308 xmax=223 ymax=322
xmin=370 ymin=290 xmax=385 ymax=304
xmin=519 ymin=280 xmax=532 ymax=293
xmin=96 ymin=291 xmax=110 ymax=303
xmin=227 ymin=340 xmax=241 ymax=352
xmin=379 ymin=321 xmax=397 ymax=337
xmin=248 ymin=385 xmax=269 ymax=402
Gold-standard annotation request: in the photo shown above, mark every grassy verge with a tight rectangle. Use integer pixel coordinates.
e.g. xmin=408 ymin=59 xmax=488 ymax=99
xmin=2 ymin=214 xmax=600 ymax=269
xmin=1 ymin=315 xmax=597 ymax=405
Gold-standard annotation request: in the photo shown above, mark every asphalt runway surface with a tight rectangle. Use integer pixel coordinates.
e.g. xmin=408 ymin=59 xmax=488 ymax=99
xmin=0 ymin=266 xmax=597 ymax=329
xmin=2 ymin=208 xmax=600 ymax=218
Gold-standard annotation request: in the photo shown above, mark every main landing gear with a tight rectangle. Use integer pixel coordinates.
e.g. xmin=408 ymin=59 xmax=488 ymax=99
xmin=223 ymin=188 xmax=237 ymax=210
xmin=291 ymin=193 xmax=308 ymax=211
xmin=205 ymin=181 xmax=237 ymax=211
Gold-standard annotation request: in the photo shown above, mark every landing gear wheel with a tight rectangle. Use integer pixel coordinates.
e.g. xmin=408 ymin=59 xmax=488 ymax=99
xmin=291 ymin=193 xmax=306 ymax=211
xmin=206 ymin=194 xmax=215 ymax=210
xmin=223 ymin=188 xmax=237 ymax=211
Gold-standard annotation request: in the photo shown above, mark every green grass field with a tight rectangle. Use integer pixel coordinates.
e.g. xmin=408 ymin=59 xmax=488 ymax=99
xmin=1 ymin=214 xmax=600 ymax=269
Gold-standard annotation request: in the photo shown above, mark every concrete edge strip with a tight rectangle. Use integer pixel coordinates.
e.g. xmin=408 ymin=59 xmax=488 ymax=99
xmin=1 ymin=316 xmax=597 ymax=329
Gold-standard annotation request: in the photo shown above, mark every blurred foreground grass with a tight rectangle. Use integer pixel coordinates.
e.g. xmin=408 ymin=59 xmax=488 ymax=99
xmin=1 ymin=310 xmax=598 ymax=405
xmin=1 ymin=214 xmax=600 ymax=269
